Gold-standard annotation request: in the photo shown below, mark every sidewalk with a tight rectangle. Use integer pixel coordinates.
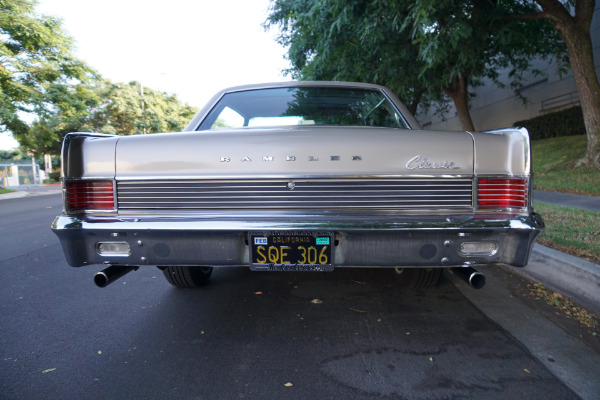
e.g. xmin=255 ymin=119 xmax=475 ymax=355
xmin=533 ymin=190 xmax=600 ymax=212
xmin=0 ymin=184 xmax=61 ymax=200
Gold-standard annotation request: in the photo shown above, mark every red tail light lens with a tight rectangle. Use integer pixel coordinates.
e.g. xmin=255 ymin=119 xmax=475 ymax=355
xmin=65 ymin=181 xmax=115 ymax=213
xmin=477 ymin=178 xmax=528 ymax=210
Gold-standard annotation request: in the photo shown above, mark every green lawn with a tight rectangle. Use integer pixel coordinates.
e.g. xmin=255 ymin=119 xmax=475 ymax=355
xmin=534 ymin=201 xmax=600 ymax=264
xmin=530 ymin=136 xmax=599 ymax=261
xmin=531 ymin=135 xmax=600 ymax=196
xmin=0 ymin=188 xmax=14 ymax=194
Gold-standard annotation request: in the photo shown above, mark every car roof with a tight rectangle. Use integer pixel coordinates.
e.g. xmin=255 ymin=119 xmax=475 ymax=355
xmin=218 ymin=81 xmax=391 ymax=94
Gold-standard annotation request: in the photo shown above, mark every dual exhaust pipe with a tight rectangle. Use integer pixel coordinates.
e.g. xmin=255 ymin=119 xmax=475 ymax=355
xmin=450 ymin=266 xmax=486 ymax=289
xmin=94 ymin=265 xmax=138 ymax=288
xmin=93 ymin=264 xmax=486 ymax=289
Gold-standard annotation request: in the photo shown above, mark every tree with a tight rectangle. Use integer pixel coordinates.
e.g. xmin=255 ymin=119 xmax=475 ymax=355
xmin=84 ymin=81 xmax=198 ymax=136
xmin=266 ymin=0 xmax=443 ymax=115
xmin=0 ymin=0 xmax=96 ymax=147
xmin=18 ymin=81 xmax=101 ymax=155
xmin=267 ymin=0 xmax=564 ymax=131
xmin=26 ymin=81 xmax=199 ymax=155
xmin=410 ymin=0 xmax=600 ymax=169
xmin=509 ymin=0 xmax=600 ymax=168
xmin=406 ymin=0 xmax=565 ymax=131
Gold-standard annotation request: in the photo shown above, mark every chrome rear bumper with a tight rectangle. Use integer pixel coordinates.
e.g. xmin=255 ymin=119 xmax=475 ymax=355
xmin=51 ymin=213 xmax=544 ymax=269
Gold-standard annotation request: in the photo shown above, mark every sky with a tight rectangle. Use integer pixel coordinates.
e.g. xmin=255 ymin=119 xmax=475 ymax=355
xmin=0 ymin=0 xmax=291 ymax=150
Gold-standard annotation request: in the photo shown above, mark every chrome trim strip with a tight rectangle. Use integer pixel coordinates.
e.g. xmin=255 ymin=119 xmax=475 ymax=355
xmin=53 ymin=213 xmax=543 ymax=232
xmin=116 ymin=178 xmax=474 ymax=211
xmin=114 ymin=174 xmax=476 ymax=181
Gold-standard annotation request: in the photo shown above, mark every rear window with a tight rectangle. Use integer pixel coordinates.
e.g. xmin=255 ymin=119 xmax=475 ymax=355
xmin=198 ymin=87 xmax=408 ymax=130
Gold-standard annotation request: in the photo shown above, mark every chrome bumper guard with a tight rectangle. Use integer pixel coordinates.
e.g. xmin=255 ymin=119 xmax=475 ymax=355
xmin=51 ymin=213 xmax=544 ymax=268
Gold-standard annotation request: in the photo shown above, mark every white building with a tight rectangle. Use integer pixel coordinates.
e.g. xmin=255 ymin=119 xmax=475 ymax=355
xmin=417 ymin=3 xmax=600 ymax=131
xmin=1 ymin=162 xmax=42 ymax=187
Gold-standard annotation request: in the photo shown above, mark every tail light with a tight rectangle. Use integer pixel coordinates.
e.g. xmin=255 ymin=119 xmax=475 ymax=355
xmin=65 ymin=180 xmax=115 ymax=213
xmin=477 ymin=177 xmax=528 ymax=210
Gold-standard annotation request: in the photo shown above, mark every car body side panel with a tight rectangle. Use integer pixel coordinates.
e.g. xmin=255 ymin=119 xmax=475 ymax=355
xmin=62 ymin=133 xmax=119 ymax=179
xmin=472 ymin=128 xmax=531 ymax=176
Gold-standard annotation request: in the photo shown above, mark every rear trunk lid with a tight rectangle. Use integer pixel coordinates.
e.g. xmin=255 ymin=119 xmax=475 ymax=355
xmin=114 ymin=126 xmax=473 ymax=179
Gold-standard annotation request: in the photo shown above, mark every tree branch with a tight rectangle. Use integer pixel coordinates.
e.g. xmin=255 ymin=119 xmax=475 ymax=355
xmin=534 ymin=0 xmax=574 ymax=25
xmin=574 ymin=0 xmax=596 ymax=27
xmin=509 ymin=11 xmax=555 ymax=22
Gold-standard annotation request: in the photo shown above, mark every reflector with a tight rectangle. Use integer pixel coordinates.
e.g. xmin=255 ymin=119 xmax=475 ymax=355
xmin=460 ymin=241 xmax=498 ymax=256
xmin=97 ymin=242 xmax=131 ymax=256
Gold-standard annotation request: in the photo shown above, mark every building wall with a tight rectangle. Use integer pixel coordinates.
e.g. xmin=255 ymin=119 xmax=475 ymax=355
xmin=416 ymin=3 xmax=600 ymax=132
xmin=0 ymin=164 xmax=41 ymax=186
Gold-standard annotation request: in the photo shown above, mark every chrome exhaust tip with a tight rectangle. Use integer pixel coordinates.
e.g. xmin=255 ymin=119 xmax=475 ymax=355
xmin=94 ymin=265 xmax=138 ymax=288
xmin=450 ymin=266 xmax=486 ymax=289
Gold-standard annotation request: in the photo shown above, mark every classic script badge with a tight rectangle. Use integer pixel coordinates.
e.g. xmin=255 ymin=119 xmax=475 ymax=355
xmin=406 ymin=155 xmax=459 ymax=170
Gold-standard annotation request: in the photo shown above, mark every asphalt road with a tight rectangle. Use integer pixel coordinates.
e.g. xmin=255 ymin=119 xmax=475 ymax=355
xmin=0 ymin=194 xmax=583 ymax=399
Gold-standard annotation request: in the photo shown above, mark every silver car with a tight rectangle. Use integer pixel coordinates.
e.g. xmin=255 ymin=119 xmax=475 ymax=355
xmin=51 ymin=81 xmax=544 ymax=289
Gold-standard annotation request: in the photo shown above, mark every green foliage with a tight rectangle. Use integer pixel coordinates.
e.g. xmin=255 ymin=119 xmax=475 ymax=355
xmin=266 ymin=0 xmax=566 ymax=128
xmin=1 ymin=1 xmax=199 ymax=156
xmin=266 ymin=0 xmax=444 ymax=113
xmin=84 ymin=82 xmax=198 ymax=136
xmin=0 ymin=148 xmax=21 ymax=160
xmin=515 ymin=107 xmax=585 ymax=140
xmin=47 ymin=171 xmax=60 ymax=181
xmin=406 ymin=0 xmax=565 ymax=86
xmin=0 ymin=147 xmax=27 ymax=161
xmin=0 ymin=0 xmax=97 ymax=146
xmin=28 ymin=81 xmax=198 ymax=155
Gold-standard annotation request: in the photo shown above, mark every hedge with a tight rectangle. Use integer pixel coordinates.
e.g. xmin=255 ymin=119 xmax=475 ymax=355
xmin=513 ymin=106 xmax=585 ymax=140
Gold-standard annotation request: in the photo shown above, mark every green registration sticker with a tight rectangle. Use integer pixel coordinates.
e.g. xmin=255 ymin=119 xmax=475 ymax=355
xmin=316 ymin=237 xmax=330 ymax=245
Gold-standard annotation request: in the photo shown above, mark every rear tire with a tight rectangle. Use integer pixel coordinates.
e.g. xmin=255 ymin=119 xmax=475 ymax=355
xmin=162 ymin=266 xmax=213 ymax=288
xmin=394 ymin=268 xmax=441 ymax=288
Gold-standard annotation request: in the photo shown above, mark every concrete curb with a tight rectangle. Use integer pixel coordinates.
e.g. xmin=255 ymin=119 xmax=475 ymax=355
xmin=511 ymin=243 xmax=600 ymax=314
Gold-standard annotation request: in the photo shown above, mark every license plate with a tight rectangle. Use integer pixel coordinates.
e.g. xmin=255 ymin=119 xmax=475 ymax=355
xmin=249 ymin=231 xmax=334 ymax=271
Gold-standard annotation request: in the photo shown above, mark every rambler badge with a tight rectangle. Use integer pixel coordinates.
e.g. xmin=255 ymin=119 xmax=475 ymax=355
xmin=406 ymin=155 xmax=459 ymax=170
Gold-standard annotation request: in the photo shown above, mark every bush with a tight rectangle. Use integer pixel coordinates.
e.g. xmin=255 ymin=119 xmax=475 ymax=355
xmin=48 ymin=171 xmax=61 ymax=182
xmin=513 ymin=106 xmax=585 ymax=140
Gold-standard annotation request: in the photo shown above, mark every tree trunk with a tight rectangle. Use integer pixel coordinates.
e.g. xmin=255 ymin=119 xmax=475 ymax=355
xmin=536 ymin=0 xmax=600 ymax=169
xmin=443 ymin=73 xmax=476 ymax=131
xmin=558 ymin=21 xmax=600 ymax=169
xmin=409 ymin=90 xmax=424 ymax=116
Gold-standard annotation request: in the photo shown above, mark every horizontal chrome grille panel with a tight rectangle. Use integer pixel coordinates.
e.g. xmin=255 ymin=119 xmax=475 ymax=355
xmin=116 ymin=179 xmax=473 ymax=210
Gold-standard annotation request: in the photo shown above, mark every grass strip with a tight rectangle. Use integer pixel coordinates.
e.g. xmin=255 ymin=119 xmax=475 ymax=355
xmin=534 ymin=201 xmax=600 ymax=264
xmin=531 ymin=135 xmax=600 ymax=196
xmin=0 ymin=188 xmax=14 ymax=194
